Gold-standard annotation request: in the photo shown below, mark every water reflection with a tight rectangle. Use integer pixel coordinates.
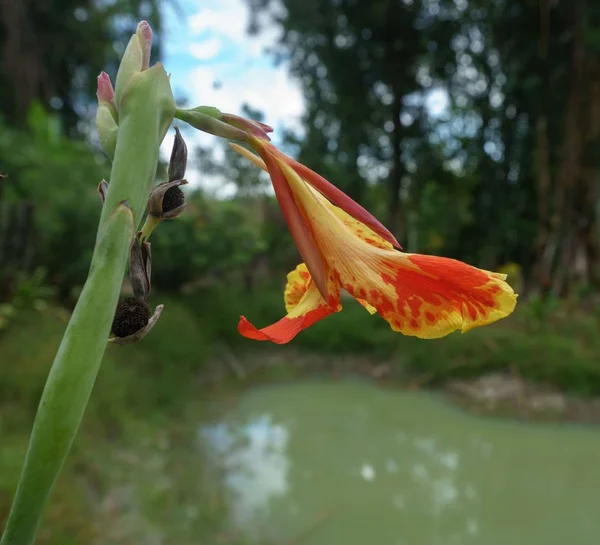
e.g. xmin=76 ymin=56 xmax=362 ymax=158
xmin=201 ymin=415 xmax=290 ymax=535
xmin=200 ymin=380 xmax=600 ymax=545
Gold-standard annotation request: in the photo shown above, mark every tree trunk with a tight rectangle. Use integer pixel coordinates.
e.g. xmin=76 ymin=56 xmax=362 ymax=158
xmin=388 ymin=93 xmax=404 ymax=239
xmin=531 ymin=0 xmax=554 ymax=294
xmin=532 ymin=1 xmax=600 ymax=296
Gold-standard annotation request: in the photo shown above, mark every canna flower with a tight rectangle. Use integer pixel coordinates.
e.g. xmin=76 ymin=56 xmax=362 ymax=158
xmin=230 ymin=137 xmax=518 ymax=344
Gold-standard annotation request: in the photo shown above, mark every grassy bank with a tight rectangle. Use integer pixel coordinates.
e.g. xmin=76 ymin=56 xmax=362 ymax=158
xmin=1 ymin=289 xmax=600 ymax=542
xmin=185 ymin=286 xmax=600 ymax=396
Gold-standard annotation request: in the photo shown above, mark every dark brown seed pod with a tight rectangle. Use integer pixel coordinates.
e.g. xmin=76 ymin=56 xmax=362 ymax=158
xmin=146 ymin=179 xmax=188 ymax=220
xmin=111 ymin=297 xmax=151 ymax=338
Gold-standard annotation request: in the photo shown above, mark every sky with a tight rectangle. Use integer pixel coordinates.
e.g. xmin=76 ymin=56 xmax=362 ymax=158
xmin=158 ymin=0 xmax=449 ymax=195
xmin=159 ymin=0 xmax=303 ymax=194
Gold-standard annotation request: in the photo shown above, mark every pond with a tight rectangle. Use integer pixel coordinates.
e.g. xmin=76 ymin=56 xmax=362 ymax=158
xmin=90 ymin=379 xmax=600 ymax=544
xmin=198 ymin=379 xmax=600 ymax=545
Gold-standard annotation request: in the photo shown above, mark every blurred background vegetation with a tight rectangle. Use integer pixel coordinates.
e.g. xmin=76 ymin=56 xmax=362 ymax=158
xmin=2 ymin=1 xmax=600 ymax=544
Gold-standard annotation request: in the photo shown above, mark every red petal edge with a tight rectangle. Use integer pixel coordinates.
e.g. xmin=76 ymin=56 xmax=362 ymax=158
xmin=238 ymin=306 xmax=335 ymax=344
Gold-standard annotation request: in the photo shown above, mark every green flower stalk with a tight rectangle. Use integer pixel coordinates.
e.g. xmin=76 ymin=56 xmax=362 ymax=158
xmin=0 ymin=21 xmax=175 ymax=545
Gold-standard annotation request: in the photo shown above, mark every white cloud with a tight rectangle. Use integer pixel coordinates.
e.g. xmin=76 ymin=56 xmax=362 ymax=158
xmin=187 ymin=0 xmax=283 ymax=57
xmin=189 ymin=38 xmax=222 ymax=60
xmin=173 ymin=0 xmax=302 ymax=132
xmin=160 ymin=0 xmax=304 ymax=195
xmin=185 ymin=64 xmax=304 ymax=133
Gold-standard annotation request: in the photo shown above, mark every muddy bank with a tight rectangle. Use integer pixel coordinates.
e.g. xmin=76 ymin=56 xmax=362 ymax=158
xmin=445 ymin=373 xmax=600 ymax=424
xmin=209 ymin=347 xmax=600 ymax=425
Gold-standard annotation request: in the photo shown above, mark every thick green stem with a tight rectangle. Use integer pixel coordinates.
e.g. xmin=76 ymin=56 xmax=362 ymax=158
xmin=0 ymin=64 xmax=174 ymax=545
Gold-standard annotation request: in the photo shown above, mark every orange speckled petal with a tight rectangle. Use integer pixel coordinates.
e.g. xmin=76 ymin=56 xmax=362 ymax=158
xmin=271 ymin=159 xmax=517 ymax=338
xmin=346 ymin=252 xmax=517 ymax=339
xmin=284 ymin=263 xmax=312 ymax=312
xmin=260 ymin=140 xmax=401 ymax=248
xmin=355 ymin=297 xmax=377 ymax=314
xmin=239 ymin=279 xmax=340 ymax=344
xmin=327 ymin=203 xmax=394 ymax=250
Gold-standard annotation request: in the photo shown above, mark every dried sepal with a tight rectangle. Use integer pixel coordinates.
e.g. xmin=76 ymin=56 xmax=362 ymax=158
xmin=147 ymin=179 xmax=188 ymax=219
xmin=168 ymin=126 xmax=187 ymax=182
xmin=129 ymin=234 xmax=152 ymax=299
xmin=109 ymin=303 xmax=164 ymax=345
xmin=98 ymin=179 xmax=109 ymax=204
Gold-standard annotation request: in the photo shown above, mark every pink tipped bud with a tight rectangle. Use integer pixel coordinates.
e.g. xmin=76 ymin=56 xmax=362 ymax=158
xmin=176 ymin=107 xmax=248 ymax=141
xmin=256 ymin=121 xmax=274 ymax=134
xmin=136 ymin=20 xmax=153 ymax=70
xmin=221 ymin=113 xmax=272 ymax=141
xmin=96 ymin=72 xmax=115 ymax=104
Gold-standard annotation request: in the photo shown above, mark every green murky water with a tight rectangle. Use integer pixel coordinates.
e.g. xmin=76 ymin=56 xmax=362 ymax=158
xmin=199 ymin=380 xmax=600 ymax=545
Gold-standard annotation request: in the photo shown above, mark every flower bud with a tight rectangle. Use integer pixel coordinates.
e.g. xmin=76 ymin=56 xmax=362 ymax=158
xmin=175 ymin=107 xmax=248 ymax=141
xmin=96 ymin=72 xmax=117 ymax=121
xmin=221 ymin=113 xmax=273 ymax=141
xmin=114 ymin=33 xmax=143 ymax=106
xmin=96 ymin=104 xmax=118 ymax=159
xmin=168 ymin=126 xmax=187 ymax=182
xmin=136 ymin=21 xmax=153 ymax=71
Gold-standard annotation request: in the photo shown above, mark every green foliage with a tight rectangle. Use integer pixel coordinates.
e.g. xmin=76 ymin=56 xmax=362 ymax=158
xmin=0 ymin=105 xmax=107 ymax=296
xmin=246 ymin=0 xmax=600 ymax=288
xmin=151 ymin=194 xmax=269 ymax=291
xmin=0 ymin=300 xmax=215 ymax=545
xmin=0 ymin=0 xmax=163 ymax=130
xmin=0 ymin=268 xmax=56 ymax=331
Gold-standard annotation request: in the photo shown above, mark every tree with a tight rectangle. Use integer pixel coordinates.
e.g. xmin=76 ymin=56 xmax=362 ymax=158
xmin=247 ymin=0 xmax=600 ymax=294
xmin=0 ymin=0 xmax=163 ymax=131
xmin=247 ymin=0 xmax=438 ymax=240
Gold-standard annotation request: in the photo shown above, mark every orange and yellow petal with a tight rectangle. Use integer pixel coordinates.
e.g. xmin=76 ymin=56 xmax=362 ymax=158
xmin=233 ymin=140 xmax=516 ymax=341
xmin=328 ymin=205 xmax=394 ymax=250
xmin=255 ymin=141 xmax=329 ymax=299
xmin=342 ymin=252 xmax=517 ymax=339
xmin=276 ymin=148 xmax=401 ymax=248
xmin=284 ymin=263 xmax=312 ymax=312
xmin=272 ymin=161 xmax=516 ymax=338
xmin=355 ymin=297 xmax=378 ymax=314
xmin=238 ymin=280 xmax=340 ymax=344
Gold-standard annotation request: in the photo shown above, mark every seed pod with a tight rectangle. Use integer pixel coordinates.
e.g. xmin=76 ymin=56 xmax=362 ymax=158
xmin=109 ymin=299 xmax=164 ymax=345
xmin=146 ymin=179 xmax=188 ymax=220
xmin=111 ymin=297 xmax=151 ymax=338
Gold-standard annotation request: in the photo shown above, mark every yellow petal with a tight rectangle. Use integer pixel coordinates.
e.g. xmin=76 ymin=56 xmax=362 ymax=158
xmin=284 ymin=263 xmax=312 ymax=312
